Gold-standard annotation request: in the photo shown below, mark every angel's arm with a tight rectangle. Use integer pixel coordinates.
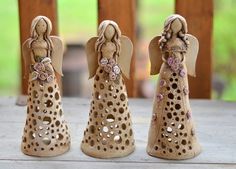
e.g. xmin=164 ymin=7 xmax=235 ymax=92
xmin=30 ymin=52 xmax=35 ymax=64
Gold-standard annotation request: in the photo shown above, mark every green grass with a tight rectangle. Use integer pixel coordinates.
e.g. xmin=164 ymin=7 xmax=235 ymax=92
xmin=0 ymin=0 xmax=236 ymax=100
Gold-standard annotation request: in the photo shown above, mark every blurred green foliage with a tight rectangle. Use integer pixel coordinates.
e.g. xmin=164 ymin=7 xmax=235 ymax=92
xmin=58 ymin=0 xmax=97 ymax=41
xmin=0 ymin=0 xmax=20 ymax=95
xmin=138 ymin=0 xmax=174 ymax=38
xmin=214 ymin=0 xmax=236 ymax=100
xmin=0 ymin=0 xmax=236 ymax=100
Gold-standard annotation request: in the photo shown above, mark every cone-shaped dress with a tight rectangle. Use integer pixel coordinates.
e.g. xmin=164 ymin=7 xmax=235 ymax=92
xmin=21 ymin=16 xmax=70 ymax=157
xmin=81 ymin=20 xmax=135 ymax=158
xmin=147 ymin=14 xmax=201 ymax=160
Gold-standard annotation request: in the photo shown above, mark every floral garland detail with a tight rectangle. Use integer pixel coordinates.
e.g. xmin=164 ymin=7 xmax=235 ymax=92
xmin=31 ymin=57 xmax=53 ymax=83
xmin=100 ymin=57 xmax=121 ymax=81
xmin=167 ymin=56 xmax=186 ymax=77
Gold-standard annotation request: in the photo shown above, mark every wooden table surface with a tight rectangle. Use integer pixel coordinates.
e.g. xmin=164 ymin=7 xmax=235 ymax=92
xmin=0 ymin=97 xmax=236 ymax=169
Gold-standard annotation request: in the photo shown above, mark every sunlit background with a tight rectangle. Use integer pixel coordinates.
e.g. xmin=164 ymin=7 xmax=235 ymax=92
xmin=0 ymin=0 xmax=236 ymax=100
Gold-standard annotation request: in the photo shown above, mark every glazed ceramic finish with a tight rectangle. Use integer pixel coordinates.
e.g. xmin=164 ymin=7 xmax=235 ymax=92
xmin=147 ymin=14 xmax=201 ymax=160
xmin=21 ymin=16 xmax=70 ymax=157
xmin=81 ymin=20 xmax=135 ymax=158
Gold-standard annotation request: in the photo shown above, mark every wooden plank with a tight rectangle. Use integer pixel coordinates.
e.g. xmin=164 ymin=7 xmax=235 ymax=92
xmin=97 ymin=0 xmax=136 ymax=97
xmin=0 ymin=161 xmax=235 ymax=169
xmin=175 ymin=0 xmax=213 ymax=98
xmin=2 ymin=97 xmax=236 ymax=124
xmin=18 ymin=0 xmax=60 ymax=95
xmin=1 ymin=122 xmax=236 ymax=164
xmin=0 ymin=97 xmax=236 ymax=165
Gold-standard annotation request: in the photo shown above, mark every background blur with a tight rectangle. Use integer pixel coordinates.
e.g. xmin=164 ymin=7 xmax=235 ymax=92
xmin=0 ymin=0 xmax=236 ymax=100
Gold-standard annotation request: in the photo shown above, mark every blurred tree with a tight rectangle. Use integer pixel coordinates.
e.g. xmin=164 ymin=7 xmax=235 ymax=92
xmin=214 ymin=0 xmax=236 ymax=100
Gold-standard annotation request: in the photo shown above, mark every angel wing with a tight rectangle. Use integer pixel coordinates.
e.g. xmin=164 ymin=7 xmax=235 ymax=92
xmin=149 ymin=36 xmax=162 ymax=75
xmin=22 ymin=39 xmax=31 ymax=79
xmin=118 ymin=36 xmax=133 ymax=79
xmin=85 ymin=37 xmax=98 ymax=79
xmin=185 ymin=34 xmax=199 ymax=77
xmin=51 ymin=36 xmax=64 ymax=76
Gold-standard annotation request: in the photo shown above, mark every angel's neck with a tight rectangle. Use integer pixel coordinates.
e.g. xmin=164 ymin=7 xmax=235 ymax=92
xmin=170 ymin=34 xmax=177 ymax=39
xmin=37 ymin=34 xmax=44 ymax=41
xmin=105 ymin=39 xmax=112 ymax=43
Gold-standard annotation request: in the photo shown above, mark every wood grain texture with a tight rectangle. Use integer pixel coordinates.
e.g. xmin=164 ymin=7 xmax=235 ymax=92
xmin=175 ymin=0 xmax=213 ymax=98
xmin=0 ymin=161 xmax=236 ymax=169
xmin=0 ymin=97 xmax=236 ymax=168
xmin=18 ymin=0 xmax=60 ymax=95
xmin=98 ymin=0 xmax=136 ymax=97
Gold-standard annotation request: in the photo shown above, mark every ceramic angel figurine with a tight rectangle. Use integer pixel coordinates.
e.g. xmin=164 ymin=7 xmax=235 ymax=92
xmin=147 ymin=14 xmax=201 ymax=160
xmin=21 ymin=16 xmax=70 ymax=157
xmin=81 ymin=20 xmax=135 ymax=158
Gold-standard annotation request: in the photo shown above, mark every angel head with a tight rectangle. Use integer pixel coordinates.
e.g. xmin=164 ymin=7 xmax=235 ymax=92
xmin=95 ymin=20 xmax=121 ymax=59
xmin=159 ymin=14 xmax=189 ymax=49
xmin=29 ymin=16 xmax=53 ymax=53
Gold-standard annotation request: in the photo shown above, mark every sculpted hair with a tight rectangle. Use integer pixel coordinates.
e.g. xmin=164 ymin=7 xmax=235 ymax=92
xmin=95 ymin=20 xmax=121 ymax=60
xmin=159 ymin=14 xmax=189 ymax=50
xmin=28 ymin=16 xmax=54 ymax=57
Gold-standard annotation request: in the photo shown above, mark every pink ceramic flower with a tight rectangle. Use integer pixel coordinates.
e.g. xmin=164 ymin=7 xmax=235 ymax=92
xmin=109 ymin=72 xmax=117 ymax=81
xmin=179 ymin=64 xmax=183 ymax=70
xmin=179 ymin=69 xmax=186 ymax=77
xmin=104 ymin=64 xmax=112 ymax=73
xmin=183 ymin=87 xmax=189 ymax=95
xmin=156 ymin=93 xmax=163 ymax=102
xmin=159 ymin=79 xmax=166 ymax=87
xmin=100 ymin=57 xmax=108 ymax=66
xmin=47 ymin=75 xmax=53 ymax=83
xmin=171 ymin=64 xmax=179 ymax=72
xmin=186 ymin=110 xmax=191 ymax=119
xmin=167 ymin=57 xmax=174 ymax=66
xmin=167 ymin=56 xmax=181 ymax=72
xmin=39 ymin=72 xmax=48 ymax=81
xmin=152 ymin=114 xmax=157 ymax=122
xmin=31 ymin=71 xmax=39 ymax=81
xmin=174 ymin=57 xmax=180 ymax=64
xmin=113 ymin=65 xmax=121 ymax=75
xmin=108 ymin=58 xmax=116 ymax=65
xmin=33 ymin=62 xmax=45 ymax=72
xmin=45 ymin=65 xmax=54 ymax=74
xmin=191 ymin=128 xmax=195 ymax=136
xmin=41 ymin=57 xmax=51 ymax=65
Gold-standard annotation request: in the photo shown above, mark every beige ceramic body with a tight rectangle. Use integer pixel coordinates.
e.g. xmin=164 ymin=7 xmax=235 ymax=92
xmin=81 ymin=20 xmax=135 ymax=158
xmin=147 ymin=14 xmax=201 ymax=160
xmin=147 ymin=62 xmax=201 ymax=160
xmin=21 ymin=16 xmax=70 ymax=157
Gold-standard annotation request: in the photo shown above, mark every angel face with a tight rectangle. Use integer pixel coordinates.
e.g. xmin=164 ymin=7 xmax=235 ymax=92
xmin=36 ymin=19 xmax=47 ymax=35
xmin=95 ymin=20 xmax=121 ymax=61
xmin=29 ymin=16 xmax=54 ymax=58
xmin=30 ymin=16 xmax=52 ymax=39
xmin=104 ymin=25 xmax=115 ymax=40
xmin=159 ymin=14 xmax=188 ymax=50
xmin=171 ymin=19 xmax=182 ymax=35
